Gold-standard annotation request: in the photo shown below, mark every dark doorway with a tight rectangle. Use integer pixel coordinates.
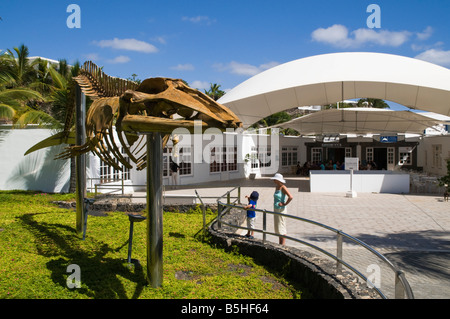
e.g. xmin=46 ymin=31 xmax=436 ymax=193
xmin=327 ymin=148 xmax=345 ymax=163
xmin=373 ymin=148 xmax=387 ymax=170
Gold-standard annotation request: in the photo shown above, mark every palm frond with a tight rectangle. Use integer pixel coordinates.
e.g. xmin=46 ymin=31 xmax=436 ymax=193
xmin=0 ymin=88 xmax=43 ymax=101
xmin=0 ymin=103 xmax=16 ymax=119
xmin=48 ymin=66 xmax=67 ymax=90
xmin=14 ymin=109 xmax=63 ymax=130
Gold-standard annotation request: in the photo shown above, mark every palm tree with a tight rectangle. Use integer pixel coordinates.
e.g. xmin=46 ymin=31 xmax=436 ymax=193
xmin=204 ymin=83 xmax=225 ymax=101
xmin=0 ymin=44 xmax=39 ymax=87
xmin=250 ymin=111 xmax=300 ymax=136
xmin=0 ymin=44 xmax=61 ymax=127
xmin=0 ymin=45 xmax=80 ymax=129
xmin=357 ymin=98 xmax=390 ymax=108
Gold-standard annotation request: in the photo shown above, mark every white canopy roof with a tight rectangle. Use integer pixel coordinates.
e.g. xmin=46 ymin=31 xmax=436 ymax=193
xmin=271 ymin=107 xmax=444 ymax=135
xmin=218 ymin=52 xmax=450 ymax=128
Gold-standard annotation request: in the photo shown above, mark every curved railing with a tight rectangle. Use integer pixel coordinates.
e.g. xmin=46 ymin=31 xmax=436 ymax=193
xmin=213 ymin=198 xmax=414 ymax=299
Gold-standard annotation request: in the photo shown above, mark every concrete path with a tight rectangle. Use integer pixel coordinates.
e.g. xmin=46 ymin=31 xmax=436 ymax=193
xmin=150 ymin=176 xmax=450 ymax=299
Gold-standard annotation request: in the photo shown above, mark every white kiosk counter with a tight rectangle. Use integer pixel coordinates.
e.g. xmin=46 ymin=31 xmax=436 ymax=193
xmin=309 ymin=170 xmax=410 ymax=194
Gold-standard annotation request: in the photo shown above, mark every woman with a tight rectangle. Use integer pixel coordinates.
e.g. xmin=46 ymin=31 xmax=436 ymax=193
xmin=270 ymin=173 xmax=293 ymax=245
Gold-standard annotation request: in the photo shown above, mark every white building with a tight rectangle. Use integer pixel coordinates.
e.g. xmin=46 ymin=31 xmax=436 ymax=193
xmin=1 ymin=121 xmax=449 ymax=194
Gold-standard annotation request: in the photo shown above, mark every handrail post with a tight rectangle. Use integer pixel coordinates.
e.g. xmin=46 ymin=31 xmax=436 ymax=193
xmin=217 ymin=202 xmax=222 ymax=229
xmin=395 ymin=270 xmax=405 ymax=299
xmin=263 ymin=210 xmax=267 ymax=243
xmin=227 ymin=192 xmax=231 ymax=205
xmin=238 ymin=186 xmax=241 ymax=204
xmin=336 ymin=230 xmax=343 ymax=275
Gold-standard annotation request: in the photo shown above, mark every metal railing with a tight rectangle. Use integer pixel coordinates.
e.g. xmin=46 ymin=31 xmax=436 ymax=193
xmin=215 ymin=201 xmax=414 ymax=299
xmin=87 ymin=177 xmax=129 ymax=197
xmin=195 ymin=186 xmax=241 ymax=237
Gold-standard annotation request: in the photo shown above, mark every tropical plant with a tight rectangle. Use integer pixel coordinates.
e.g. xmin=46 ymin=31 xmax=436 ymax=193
xmin=249 ymin=111 xmax=300 ymax=136
xmin=324 ymin=98 xmax=390 ymax=109
xmin=0 ymin=44 xmax=39 ymax=87
xmin=204 ymin=83 xmax=225 ymax=101
xmin=437 ymin=159 xmax=450 ymax=191
xmin=0 ymin=87 xmax=43 ymax=123
xmin=357 ymin=98 xmax=390 ymax=108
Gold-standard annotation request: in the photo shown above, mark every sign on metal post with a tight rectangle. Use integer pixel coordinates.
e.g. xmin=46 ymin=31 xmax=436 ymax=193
xmin=344 ymin=157 xmax=359 ymax=171
xmin=345 ymin=157 xmax=358 ymax=198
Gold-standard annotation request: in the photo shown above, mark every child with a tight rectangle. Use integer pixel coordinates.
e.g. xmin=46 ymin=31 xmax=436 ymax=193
xmin=243 ymin=191 xmax=259 ymax=239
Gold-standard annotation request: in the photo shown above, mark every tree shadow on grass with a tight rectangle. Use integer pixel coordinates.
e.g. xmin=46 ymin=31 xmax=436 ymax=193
xmin=18 ymin=213 xmax=147 ymax=299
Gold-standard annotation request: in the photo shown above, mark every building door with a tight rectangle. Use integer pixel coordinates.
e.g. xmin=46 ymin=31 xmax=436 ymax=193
xmin=373 ymin=148 xmax=387 ymax=170
xmin=327 ymin=148 xmax=345 ymax=163
xmin=387 ymin=147 xmax=395 ymax=170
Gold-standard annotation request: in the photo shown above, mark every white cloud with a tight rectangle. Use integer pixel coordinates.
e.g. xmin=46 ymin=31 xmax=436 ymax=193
xmin=416 ymin=26 xmax=433 ymax=41
xmin=214 ymin=61 xmax=279 ymax=76
xmin=411 ymin=41 xmax=444 ymax=52
xmin=106 ymin=55 xmax=130 ymax=64
xmin=182 ymin=16 xmax=216 ymax=25
xmin=170 ymin=63 xmax=195 ymax=71
xmin=354 ymin=28 xmax=411 ymax=47
xmin=190 ymin=80 xmax=209 ymax=90
xmin=311 ymin=24 xmax=351 ymax=47
xmin=415 ymin=49 xmax=450 ymax=67
xmin=94 ymin=38 xmax=158 ymax=53
xmin=311 ymin=24 xmax=412 ymax=48
xmin=152 ymin=36 xmax=167 ymax=45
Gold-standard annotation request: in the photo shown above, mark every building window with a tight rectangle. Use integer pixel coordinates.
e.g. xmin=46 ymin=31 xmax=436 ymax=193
xmin=281 ymin=146 xmax=298 ymax=167
xmin=209 ymin=147 xmax=221 ymax=173
xmin=164 ymin=147 xmax=192 ymax=176
xmin=250 ymin=146 xmax=259 ymax=169
xmin=163 ymin=147 xmax=171 ymax=177
xmin=311 ymin=147 xmax=322 ymax=164
xmin=179 ymin=147 xmax=192 ymax=176
xmin=227 ymin=146 xmax=238 ymax=171
xmin=209 ymin=146 xmax=237 ymax=173
xmin=432 ymin=144 xmax=442 ymax=168
xmin=399 ymin=147 xmax=412 ymax=166
xmin=366 ymin=147 xmax=373 ymax=162
xmin=257 ymin=146 xmax=272 ymax=168
xmin=345 ymin=147 xmax=352 ymax=158
xmin=99 ymin=149 xmax=131 ymax=183
xmin=387 ymin=147 xmax=395 ymax=165
xmin=99 ymin=160 xmax=111 ymax=183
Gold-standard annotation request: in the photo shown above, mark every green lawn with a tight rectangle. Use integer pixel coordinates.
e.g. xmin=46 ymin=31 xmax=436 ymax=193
xmin=0 ymin=191 xmax=303 ymax=299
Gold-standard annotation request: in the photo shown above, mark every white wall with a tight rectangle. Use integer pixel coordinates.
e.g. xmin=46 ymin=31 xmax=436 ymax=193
xmin=0 ymin=128 xmax=71 ymax=193
xmin=419 ymin=135 xmax=450 ymax=176
xmin=310 ymin=170 xmax=410 ymax=193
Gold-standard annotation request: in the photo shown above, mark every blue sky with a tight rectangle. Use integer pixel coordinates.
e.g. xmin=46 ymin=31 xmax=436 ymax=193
xmin=1 ymin=0 xmax=450 ymax=110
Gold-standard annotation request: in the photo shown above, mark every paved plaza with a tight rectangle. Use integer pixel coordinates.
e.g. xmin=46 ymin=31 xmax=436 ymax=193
xmin=161 ymin=176 xmax=450 ymax=299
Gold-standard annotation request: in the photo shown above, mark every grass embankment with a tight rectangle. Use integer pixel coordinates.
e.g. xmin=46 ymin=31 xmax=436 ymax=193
xmin=0 ymin=191 xmax=303 ymax=299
